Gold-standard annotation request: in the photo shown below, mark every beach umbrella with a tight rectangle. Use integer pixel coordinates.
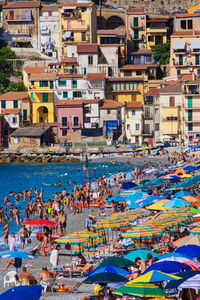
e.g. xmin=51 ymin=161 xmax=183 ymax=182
xmin=131 ymin=196 xmax=165 ymax=209
xmin=22 ymin=219 xmax=58 ymax=227
xmin=175 ymin=234 xmax=200 ymax=246
xmin=143 ymin=260 xmax=191 ymax=274
xmin=165 ymin=270 xmax=200 ymax=290
xmin=146 ymin=200 xmax=170 ymax=210
xmin=121 ymin=182 xmax=137 ymax=190
xmin=126 ymin=192 xmax=149 ymax=209
xmin=178 ymin=274 xmax=200 ymax=290
xmin=174 ymin=191 xmax=192 ymax=197
xmin=190 ymin=226 xmax=200 ymax=235
xmin=184 ymin=165 xmax=198 ymax=172
xmin=167 ymin=175 xmax=200 ymax=190
xmin=0 ymin=250 xmax=36 ymax=260
xmin=158 ymin=256 xmax=200 ymax=271
xmin=175 ymin=244 xmax=200 ymax=258
xmin=114 ymin=282 xmax=169 ymax=298
xmin=182 ymin=196 xmax=198 ymax=204
xmin=124 ymin=249 xmax=160 ymax=262
xmin=105 ymin=195 xmax=126 ymax=203
xmin=83 ymin=272 xmax=129 ymax=283
xmin=162 ymin=198 xmax=192 ymax=208
xmin=0 ymin=285 xmax=43 ymax=300
xmin=99 ymin=257 xmax=134 ymax=268
xmin=87 ymin=264 xmax=130 ymax=277
xmin=128 ymin=270 xmax=181 ymax=283
xmin=160 ymin=252 xmax=190 ymax=259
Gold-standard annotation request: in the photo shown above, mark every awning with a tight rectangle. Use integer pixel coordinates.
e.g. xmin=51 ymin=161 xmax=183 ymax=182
xmin=191 ymin=40 xmax=200 ymax=49
xmin=65 ymin=31 xmax=72 ymax=38
xmin=173 ymin=40 xmax=186 ymax=50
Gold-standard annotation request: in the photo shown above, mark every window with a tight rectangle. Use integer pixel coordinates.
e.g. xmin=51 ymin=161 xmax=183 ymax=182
xmin=134 ymin=41 xmax=139 ymax=50
xmin=1 ymin=101 xmax=6 ymax=109
xmin=50 ymin=81 xmax=53 ymax=89
xmin=31 ymin=81 xmax=34 ymax=85
xmin=43 ymin=107 xmax=48 ymax=113
xmin=124 ymin=71 xmax=132 ymax=76
xmin=155 ymin=108 xmax=159 ymax=114
xmin=188 ymin=96 xmax=193 ymax=108
xmin=188 ymin=19 xmax=193 ymax=29
xmin=42 ymin=93 xmax=48 ymax=102
xmin=133 ymin=17 xmax=138 ymax=27
xmin=144 ymin=124 xmax=150 ymax=134
xmin=146 ymin=55 xmax=152 ymax=63
xmin=107 ymin=109 xmax=111 ymax=114
xmin=13 ymin=100 xmax=18 ymax=109
xmin=82 ymin=32 xmax=86 ymax=41
xmin=179 ymin=55 xmax=183 ymax=65
xmin=195 ymin=55 xmax=200 ymax=65
xmin=136 ymin=123 xmax=140 ymax=131
xmin=188 ymin=123 xmax=193 ymax=131
xmin=82 ymin=67 xmax=87 ymax=75
xmin=177 ymin=69 xmax=181 ymax=75
xmin=48 ymin=11 xmax=52 ymax=16
xmin=135 ymin=136 xmax=139 ymax=143
xmin=88 ymin=56 xmax=93 ymax=65
xmin=197 ymin=69 xmax=200 ymax=74
xmin=181 ymin=20 xmax=186 ymax=29
xmin=62 ymin=129 xmax=68 ymax=136
xmin=127 ymin=124 xmax=130 ymax=130
xmin=73 ymin=91 xmax=82 ymax=98
xmin=155 ymin=123 xmax=159 ymax=131
xmin=136 ymin=71 xmax=142 ymax=76
xmin=73 ymin=116 xmax=79 ymax=126
xmin=148 ymin=35 xmax=153 ymax=42
xmin=72 ymin=80 xmax=77 ymax=89
xmin=23 ymin=109 xmax=27 ymax=121
xmin=58 ymin=80 xmax=66 ymax=87
xmin=63 ymin=91 xmax=68 ymax=98
xmin=12 ymin=117 xmax=17 ymax=124
xmin=188 ymin=110 xmax=193 ymax=121
xmin=169 ymin=96 xmax=175 ymax=107
xmin=40 ymin=81 xmax=48 ymax=87
xmin=134 ymin=29 xmax=139 ymax=39
xmin=132 ymin=109 xmax=135 ymax=116
xmin=144 ymin=107 xmax=150 ymax=118
xmin=62 ymin=117 xmax=68 ymax=126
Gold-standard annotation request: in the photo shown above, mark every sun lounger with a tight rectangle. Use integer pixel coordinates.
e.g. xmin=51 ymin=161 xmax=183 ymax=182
xmin=72 ymin=263 xmax=93 ymax=277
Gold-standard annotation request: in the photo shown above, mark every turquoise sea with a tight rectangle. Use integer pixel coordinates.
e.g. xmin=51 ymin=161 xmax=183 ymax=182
xmin=0 ymin=161 xmax=133 ymax=249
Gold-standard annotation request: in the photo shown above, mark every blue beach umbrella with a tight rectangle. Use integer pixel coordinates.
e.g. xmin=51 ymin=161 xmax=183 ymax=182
xmin=165 ymin=270 xmax=200 ymax=290
xmin=184 ymin=165 xmax=198 ymax=172
xmin=162 ymin=198 xmax=192 ymax=208
xmin=0 ymin=285 xmax=43 ymax=300
xmin=134 ymin=196 xmax=165 ymax=208
xmin=160 ymin=252 xmax=190 ymax=259
xmin=87 ymin=264 xmax=130 ymax=277
xmin=125 ymin=249 xmax=160 ymax=262
xmin=174 ymin=191 xmax=192 ymax=197
xmin=121 ymin=182 xmax=137 ymax=190
xmin=175 ymin=244 xmax=200 ymax=258
xmin=106 ymin=195 xmax=126 ymax=203
xmin=83 ymin=272 xmax=129 ymax=283
xmin=142 ymin=260 xmax=191 ymax=274
xmin=126 ymin=192 xmax=148 ymax=209
xmin=0 ymin=250 xmax=37 ymax=260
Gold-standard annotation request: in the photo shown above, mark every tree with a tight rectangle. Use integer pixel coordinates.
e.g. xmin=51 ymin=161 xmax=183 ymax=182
xmin=154 ymin=42 xmax=170 ymax=65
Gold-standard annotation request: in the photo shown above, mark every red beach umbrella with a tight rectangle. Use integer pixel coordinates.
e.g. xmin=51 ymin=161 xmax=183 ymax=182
xmin=22 ymin=219 xmax=58 ymax=227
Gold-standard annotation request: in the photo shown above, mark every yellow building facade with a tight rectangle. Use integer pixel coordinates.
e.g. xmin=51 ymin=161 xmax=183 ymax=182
xmin=28 ymin=72 xmax=56 ymax=124
xmin=146 ymin=19 xmax=167 ymax=50
xmin=59 ymin=2 xmax=96 ymax=57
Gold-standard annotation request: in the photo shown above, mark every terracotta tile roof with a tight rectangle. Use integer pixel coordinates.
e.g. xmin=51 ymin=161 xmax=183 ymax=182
xmin=83 ymin=99 xmax=103 ymax=103
xmin=3 ymin=1 xmax=40 ymax=9
xmin=0 ymin=92 xmax=29 ymax=101
xmin=165 ymin=74 xmax=193 ymax=84
xmin=24 ymin=67 xmax=47 ymax=74
xmin=48 ymin=62 xmax=61 ymax=66
xmin=172 ymin=30 xmax=200 ymax=36
xmin=176 ymin=13 xmax=200 ymax=17
xmin=160 ymin=84 xmax=182 ymax=94
xmin=107 ymin=77 xmax=144 ymax=82
xmin=29 ymin=72 xmax=56 ymax=81
xmin=57 ymin=99 xmax=83 ymax=106
xmin=101 ymin=99 xmax=121 ymax=109
xmin=77 ymin=44 xmax=98 ymax=53
xmin=145 ymin=88 xmax=160 ymax=96
xmin=61 ymin=57 xmax=77 ymax=63
xmin=126 ymin=101 xmax=142 ymax=108
xmin=147 ymin=19 xmax=167 ymax=22
xmin=41 ymin=5 xmax=58 ymax=11
xmin=3 ymin=109 xmax=20 ymax=114
xmin=130 ymin=49 xmax=153 ymax=55
xmin=97 ymin=27 xmax=125 ymax=36
xmin=120 ymin=64 xmax=157 ymax=70
xmin=127 ymin=8 xmax=145 ymax=13
xmin=58 ymin=74 xmax=84 ymax=78
xmin=58 ymin=2 xmax=94 ymax=7
xmin=87 ymin=73 xmax=105 ymax=80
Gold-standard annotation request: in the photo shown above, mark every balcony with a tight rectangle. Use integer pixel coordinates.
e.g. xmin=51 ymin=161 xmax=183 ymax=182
xmin=7 ymin=15 xmax=32 ymax=22
xmin=131 ymin=24 xmax=144 ymax=30
xmin=143 ymin=130 xmax=153 ymax=136
xmin=11 ymin=29 xmax=30 ymax=36
xmin=61 ymin=10 xmax=80 ymax=20
xmin=40 ymin=28 xmax=51 ymax=35
xmin=62 ymin=37 xmax=89 ymax=43
xmin=147 ymin=27 xmax=167 ymax=33
xmin=144 ymin=114 xmax=153 ymax=119
xmin=62 ymin=25 xmax=89 ymax=32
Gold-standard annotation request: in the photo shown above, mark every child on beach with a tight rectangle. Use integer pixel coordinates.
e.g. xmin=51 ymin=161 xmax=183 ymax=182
xmin=9 ymin=233 xmax=16 ymax=251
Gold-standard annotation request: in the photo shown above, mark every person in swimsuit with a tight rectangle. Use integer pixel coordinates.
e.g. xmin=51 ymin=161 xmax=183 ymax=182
xmin=59 ymin=210 xmax=67 ymax=235
xmin=3 ymin=220 xmax=9 ymax=245
xmin=17 ymin=225 xmax=27 ymax=250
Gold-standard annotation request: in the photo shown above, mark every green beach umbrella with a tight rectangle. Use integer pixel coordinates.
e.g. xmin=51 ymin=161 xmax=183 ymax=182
xmin=114 ymin=282 xmax=169 ymax=298
xmin=99 ymin=257 xmax=134 ymax=268
xmin=124 ymin=249 xmax=160 ymax=262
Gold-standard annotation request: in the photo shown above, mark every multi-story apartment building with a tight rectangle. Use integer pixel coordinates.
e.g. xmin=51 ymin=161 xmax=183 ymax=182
xmin=125 ymin=101 xmax=143 ymax=144
xmin=174 ymin=12 xmax=200 ymax=31
xmin=40 ymin=5 xmax=60 ymax=58
xmin=2 ymin=1 xmax=40 ymax=48
xmin=146 ymin=18 xmax=167 ymax=50
xmin=59 ymin=1 xmax=96 ymax=57
xmin=127 ymin=8 xmax=146 ymax=52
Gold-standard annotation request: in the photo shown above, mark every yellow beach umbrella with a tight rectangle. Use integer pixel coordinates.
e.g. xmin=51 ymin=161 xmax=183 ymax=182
xmin=147 ymin=200 xmax=170 ymax=210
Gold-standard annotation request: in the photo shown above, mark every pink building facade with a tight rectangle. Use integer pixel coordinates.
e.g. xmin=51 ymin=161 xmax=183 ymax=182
xmin=57 ymin=100 xmax=83 ymax=138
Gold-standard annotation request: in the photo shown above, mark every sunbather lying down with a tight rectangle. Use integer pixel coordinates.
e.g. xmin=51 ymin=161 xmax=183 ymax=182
xmin=62 ymin=253 xmax=87 ymax=270
xmin=80 ymin=285 xmax=116 ymax=300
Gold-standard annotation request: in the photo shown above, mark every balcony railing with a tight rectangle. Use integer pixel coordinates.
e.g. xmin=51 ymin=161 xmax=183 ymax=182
xmin=60 ymin=122 xmax=82 ymax=128
xmin=144 ymin=114 xmax=153 ymax=119
xmin=143 ymin=130 xmax=153 ymax=135
xmin=7 ymin=16 xmax=32 ymax=22
xmin=62 ymin=25 xmax=89 ymax=31
xmin=11 ymin=30 xmax=30 ymax=36
xmin=131 ymin=24 xmax=144 ymax=30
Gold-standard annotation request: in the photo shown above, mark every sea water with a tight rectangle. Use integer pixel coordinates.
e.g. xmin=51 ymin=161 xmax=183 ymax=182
xmin=0 ymin=161 xmax=133 ymax=250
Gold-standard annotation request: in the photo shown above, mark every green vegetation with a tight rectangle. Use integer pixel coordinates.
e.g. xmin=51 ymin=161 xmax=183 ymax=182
xmin=154 ymin=43 xmax=170 ymax=65
xmin=0 ymin=47 xmax=26 ymax=94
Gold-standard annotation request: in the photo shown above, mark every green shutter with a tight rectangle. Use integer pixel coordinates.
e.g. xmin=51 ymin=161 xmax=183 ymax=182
xmin=195 ymin=55 xmax=200 ymax=65
xmin=13 ymin=100 xmax=18 ymax=108
xmin=134 ymin=17 xmax=138 ymax=27
xmin=43 ymin=93 xmax=48 ymax=103
xmin=50 ymin=81 xmax=53 ymax=89
xmin=1 ymin=101 xmax=6 ymax=109
xmin=134 ymin=29 xmax=139 ymax=39
xmin=31 ymin=81 xmax=34 ymax=85
xmin=179 ymin=55 xmax=183 ymax=65
xmin=58 ymin=80 xmax=66 ymax=87
xmin=134 ymin=41 xmax=139 ymax=50
xmin=63 ymin=91 xmax=68 ymax=98
xmin=72 ymin=91 xmax=76 ymax=98
xmin=188 ymin=123 xmax=193 ymax=131
xmin=23 ymin=109 xmax=27 ymax=121
xmin=31 ymin=92 xmax=34 ymax=100
xmin=72 ymin=80 xmax=77 ymax=88
xmin=188 ymin=96 xmax=193 ymax=108
xmin=40 ymin=81 xmax=48 ymax=87
xmin=188 ymin=110 xmax=192 ymax=121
